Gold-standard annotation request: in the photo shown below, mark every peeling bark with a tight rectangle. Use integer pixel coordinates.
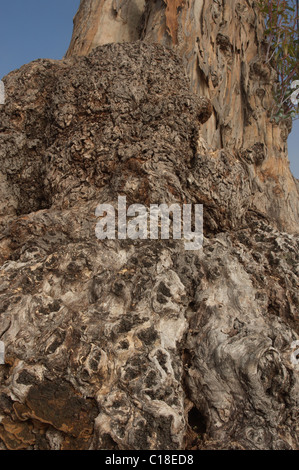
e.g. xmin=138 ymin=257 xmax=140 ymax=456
xmin=66 ymin=0 xmax=299 ymax=234
xmin=0 ymin=2 xmax=298 ymax=451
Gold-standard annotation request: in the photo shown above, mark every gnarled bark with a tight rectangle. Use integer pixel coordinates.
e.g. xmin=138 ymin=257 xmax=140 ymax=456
xmin=67 ymin=0 xmax=299 ymax=234
xmin=0 ymin=2 xmax=298 ymax=451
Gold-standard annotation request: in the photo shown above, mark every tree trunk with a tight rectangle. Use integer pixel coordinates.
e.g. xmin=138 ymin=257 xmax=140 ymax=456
xmin=67 ymin=0 xmax=299 ymax=234
xmin=0 ymin=0 xmax=298 ymax=451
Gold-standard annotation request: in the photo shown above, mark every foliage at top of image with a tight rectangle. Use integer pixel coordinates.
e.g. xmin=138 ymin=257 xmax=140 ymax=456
xmin=257 ymin=0 xmax=299 ymax=122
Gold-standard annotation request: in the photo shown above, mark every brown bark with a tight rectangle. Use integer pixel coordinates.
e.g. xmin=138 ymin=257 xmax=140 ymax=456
xmin=67 ymin=0 xmax=299 ymax=234
xmin=0 ymin=1 xmax=298 ymax=451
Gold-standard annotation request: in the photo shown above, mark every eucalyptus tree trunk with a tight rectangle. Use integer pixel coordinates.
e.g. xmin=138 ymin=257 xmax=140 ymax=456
xmin=67 ymin=0 xmax=299 ymax=233
xmin=0 ymin=0 xmax=298 ymax=451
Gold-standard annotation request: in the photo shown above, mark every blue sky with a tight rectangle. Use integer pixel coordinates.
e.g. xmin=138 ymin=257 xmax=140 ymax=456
xmin=0 ymin=0 xmax=298 ymax=178
xmin=0 ymin=0 xmax=79 ymax=72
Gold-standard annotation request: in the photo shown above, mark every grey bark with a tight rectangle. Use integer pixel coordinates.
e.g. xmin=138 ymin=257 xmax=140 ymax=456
xmin=0 ymin=2 xmax=298 ymax=451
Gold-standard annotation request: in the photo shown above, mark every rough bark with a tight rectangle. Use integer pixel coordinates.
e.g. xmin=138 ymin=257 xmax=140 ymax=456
xmin=67 ymin=0 xmax=299 ymax=234
xmin=0 ymin=2 xmax=298 ymax=451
